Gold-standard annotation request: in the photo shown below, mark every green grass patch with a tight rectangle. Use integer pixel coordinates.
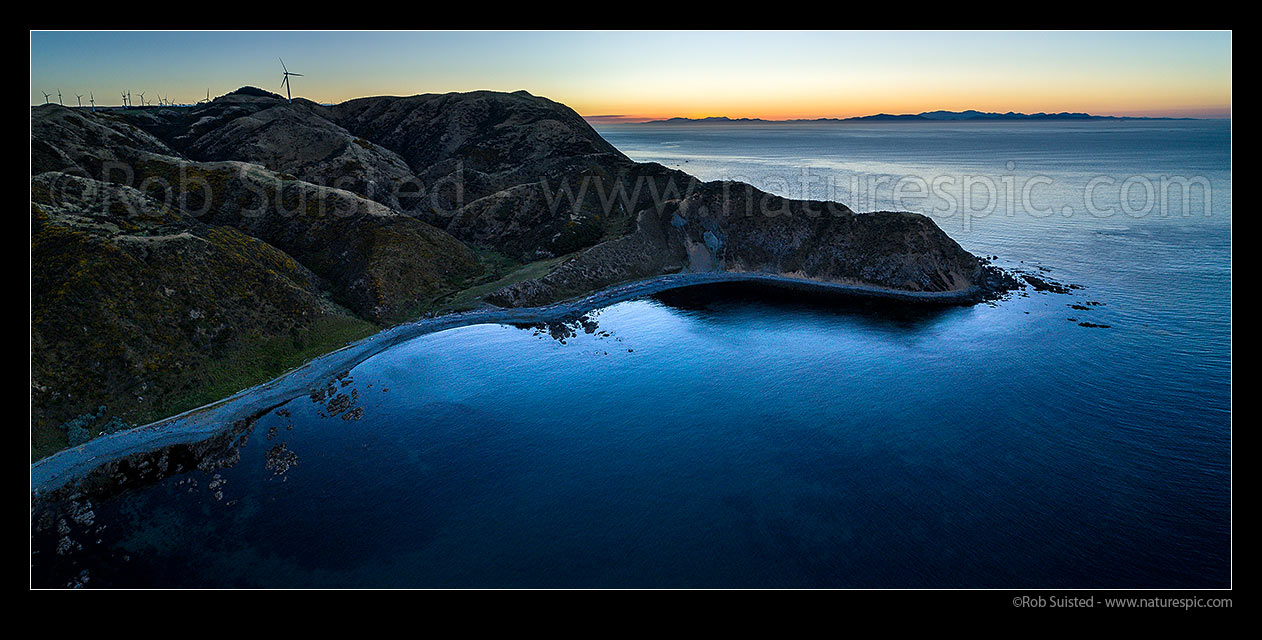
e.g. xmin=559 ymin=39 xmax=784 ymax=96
xmin=134 ymin=313 xmax=379 ymax=426
xmin=404 ymin=248 xmax=567 ymax=318
xmin=32 ymin=313 xmax=379 ymax=462
xmin=31 ymin=423 xmax=70 ymax=463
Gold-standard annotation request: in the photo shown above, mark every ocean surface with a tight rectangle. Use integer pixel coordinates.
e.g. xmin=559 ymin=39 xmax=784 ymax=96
xmin=32 ymin=120 xmax=1231 ymax=588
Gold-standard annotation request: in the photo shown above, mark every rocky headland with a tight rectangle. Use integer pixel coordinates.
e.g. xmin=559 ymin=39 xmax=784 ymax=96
xmin=31 ymin=87 xmax=1017 ymax=464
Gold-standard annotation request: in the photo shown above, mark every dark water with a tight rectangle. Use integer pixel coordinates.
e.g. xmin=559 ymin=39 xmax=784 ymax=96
xmin=32 ymin=121 xmax=1231 ymax=588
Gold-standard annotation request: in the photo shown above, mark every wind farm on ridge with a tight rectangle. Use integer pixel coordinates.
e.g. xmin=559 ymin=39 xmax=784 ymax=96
xmin=37 ymin=59 xmax=304 ymax=110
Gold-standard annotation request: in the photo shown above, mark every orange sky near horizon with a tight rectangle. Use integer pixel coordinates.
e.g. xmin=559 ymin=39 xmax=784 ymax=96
xmin=565 ymin=62 xmax=1232 ymax=121
xmin=31 ymin=31 xmax=1232 ymax=120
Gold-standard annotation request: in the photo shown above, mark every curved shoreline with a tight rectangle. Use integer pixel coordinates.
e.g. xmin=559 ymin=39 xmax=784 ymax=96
xmin=30 ymin=272 xmax=980 ymax=496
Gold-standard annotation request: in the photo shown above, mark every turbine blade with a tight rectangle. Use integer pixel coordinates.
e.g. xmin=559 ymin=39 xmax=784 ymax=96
xmin=280 ymin=58 xmax=288 ymax=72
xmin=290 ymin=73 xmax=303 ymax=77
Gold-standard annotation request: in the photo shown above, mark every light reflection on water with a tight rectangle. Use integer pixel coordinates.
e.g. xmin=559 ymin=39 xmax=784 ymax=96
xmin=32 ymin=279 xmax=1230 ymax=588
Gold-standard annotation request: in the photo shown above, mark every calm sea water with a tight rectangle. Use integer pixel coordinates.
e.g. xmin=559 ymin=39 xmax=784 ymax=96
xmin=32 ymin=121 xmax=1231 ymax=588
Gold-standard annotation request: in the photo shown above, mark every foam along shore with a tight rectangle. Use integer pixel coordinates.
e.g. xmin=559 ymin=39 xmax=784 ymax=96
xmin=30 ymin=271 xmax=982 ymax=496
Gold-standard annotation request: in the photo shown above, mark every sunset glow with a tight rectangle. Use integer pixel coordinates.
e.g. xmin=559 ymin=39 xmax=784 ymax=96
xmin=31 ymin=30 xmax=1231 ymax=119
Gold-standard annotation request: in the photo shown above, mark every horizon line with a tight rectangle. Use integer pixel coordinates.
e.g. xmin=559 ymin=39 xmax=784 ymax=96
xmin=28 ymin=87 xmax=1231 ymax=122
xmin=583 ymin=109 xmax=1232 ymax=124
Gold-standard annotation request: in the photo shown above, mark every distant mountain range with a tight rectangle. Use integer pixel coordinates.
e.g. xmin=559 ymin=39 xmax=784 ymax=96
xmin=641 ymin=110 xmax=1198 ymax=124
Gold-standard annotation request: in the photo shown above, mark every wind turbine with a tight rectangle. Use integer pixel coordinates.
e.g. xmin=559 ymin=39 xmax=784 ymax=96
xmin=279 ymin=58 xmax=302 ymax=104
xmin=205 ymin=88 xmax=210 ymax=104
xmin=90 ymin=92 xmax=96 ymax=112
xmin=156 ymin=93 xmax=164 ymax=106
xmin=75 ymin=94 xmax=83 ymax=107
xmin=137 ymin=91 xmax=146 ymax=107
xmin=57 ymin=89 xmax=63 ymax=106
xmin=42 ymin=91 xmax=51 ymax=105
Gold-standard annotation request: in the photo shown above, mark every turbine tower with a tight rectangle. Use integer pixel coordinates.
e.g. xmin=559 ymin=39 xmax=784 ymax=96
xmin=42 ymin=91 xmax=51 ymax=104
xmin=279 ymin=58 xmax=303 ymax=104
xmin=76 ymin=94 xmax=83 ymax=108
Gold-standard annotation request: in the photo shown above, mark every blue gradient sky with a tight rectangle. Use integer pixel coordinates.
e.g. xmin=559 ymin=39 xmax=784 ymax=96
xmin=30 ymin=31 xmax=1231 ymax=119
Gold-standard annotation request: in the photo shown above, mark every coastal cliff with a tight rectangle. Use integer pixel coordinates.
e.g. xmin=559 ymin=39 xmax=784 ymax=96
xmin=31 ymin=88 xmax=1012 ymax=458
xmin=481 ymin=173 xmax=994 ymax=308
